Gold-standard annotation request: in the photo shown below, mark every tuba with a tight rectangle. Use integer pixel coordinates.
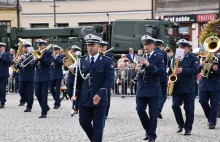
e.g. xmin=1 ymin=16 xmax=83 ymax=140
xmin=168 ymin=57 xmax=181 ymax=95
xmin=200 ymin=36 xmax=220 ymax=78
xmin=62 ymin=48 xmax=77 ymax=74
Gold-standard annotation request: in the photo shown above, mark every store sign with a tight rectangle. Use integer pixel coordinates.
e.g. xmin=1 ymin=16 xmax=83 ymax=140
xmin=164 ymin=15 xmax=196 ymax=23
xmin=197 ymin=14 xmax=218 ymax=22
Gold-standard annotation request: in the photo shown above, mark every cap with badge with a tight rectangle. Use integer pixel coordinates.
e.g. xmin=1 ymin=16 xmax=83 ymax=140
xmin=52 ymin=44 xmax=61 ymax=50
xmin=70 ymin=45 xmax=81 ymax=52
xmin=0 ymin=42 xmax=6 ymax=47
xmin=141 ymin=35 xmax=155 ymax=44
xmin=177 ymin=39 xmax=191 ymax=47
xmin=100 ymin=41 xmax=108 ymax=47
xmin=84 ymin=34 xmax=102 ymax=45
xmin=23 ymin=41 xmax=32 ymax=47
xmin=36 ymin=39 xmax=47 ymax=46
xmin=155 ymin=39 xmax=164 ymax=45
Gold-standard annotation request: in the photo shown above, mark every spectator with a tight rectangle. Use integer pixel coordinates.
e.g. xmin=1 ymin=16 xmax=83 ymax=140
xmin=126 ymin=48 xmax=136 ymax=63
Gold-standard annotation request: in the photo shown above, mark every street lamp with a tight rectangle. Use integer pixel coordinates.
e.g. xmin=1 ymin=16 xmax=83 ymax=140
xmin=50 ymin=0 xmax=58 ymax=27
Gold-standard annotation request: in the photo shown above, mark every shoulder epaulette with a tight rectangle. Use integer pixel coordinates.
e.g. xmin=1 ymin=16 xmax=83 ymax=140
xmin=102 ymin=55 xmax=112 ymax=60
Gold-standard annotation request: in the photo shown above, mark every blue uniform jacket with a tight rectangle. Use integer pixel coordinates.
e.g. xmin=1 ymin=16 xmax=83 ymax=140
xmin=0 ymin=52 xmax=12 ymax=77
xmin=105 ymin=52 xmax=114 ymax=61
xmin=126 ymin=53 xmax=136 ymax=63
xmin=199 ymin=56 xmax=220 ymax=91
xmin=173 ymin=53 xmax=199 ymax=94
xmin=32 ymin=50 xmax=53 ymax=82
xmin=136 ymin=52 xmax=165 ymax=97
xmin=76 ymin=54 xmax=115 ymax=106
xmin=64 ymin=66 xmax=75 ymax=84
xmin=52 ymin=54 xmax=64 ymax=80
xmin=154 ymin=47 xmax=168 ymax=82
xmin=15 ymin=53 xmax=35 ymax=82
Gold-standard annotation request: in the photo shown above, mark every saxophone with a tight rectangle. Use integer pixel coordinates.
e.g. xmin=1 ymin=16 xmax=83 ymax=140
xmin=168 ymin=58 xmax=180 ymax=96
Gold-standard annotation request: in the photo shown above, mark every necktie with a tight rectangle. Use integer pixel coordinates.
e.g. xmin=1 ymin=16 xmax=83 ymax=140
xmin=147 ymin=54 xmax=150 ymax=60
xmin=91 ymin=56 xmax=95 ymax=66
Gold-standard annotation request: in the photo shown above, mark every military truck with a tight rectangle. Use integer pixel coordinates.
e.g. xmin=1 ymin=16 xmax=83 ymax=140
xmin=0 ymin=19 xmax=181 ymax=55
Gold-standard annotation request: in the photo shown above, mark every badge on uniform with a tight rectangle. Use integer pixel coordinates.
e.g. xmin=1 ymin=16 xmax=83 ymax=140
xmin=111 ymin=65 xmax=114 ymax=68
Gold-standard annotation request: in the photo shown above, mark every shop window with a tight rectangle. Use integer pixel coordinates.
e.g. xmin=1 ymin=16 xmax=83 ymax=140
xmin=0 ymin=21 xmax=11 ymax=33
xmin=179 ymin=27 xmax=190 ymax=35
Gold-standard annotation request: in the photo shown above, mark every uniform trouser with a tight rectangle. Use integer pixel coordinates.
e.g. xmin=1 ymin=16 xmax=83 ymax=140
xmin=136 ymin=96 xmax=158 ymax=140
xmin=79 ymin=106 xmax=106 ymax=142
xmin=35 ymin=81 xmax=50 ymax=115
xmin=67 ymin=83 xmax=78 ymax=110
xmin=50 ymin=79 xmax=62 ymax=106
xmin=199 ymin=90 xmax=220 ymax=125
xmin=0 ymin=77 xmax=8 ymax=105
xmin=172 ymin=93 xmax=195 ymax=131
xmin=158 ymin=82 xmax=167 ymax=112
xmin=18 ymin=81 xmax=34 ymax=109
xmin=105 ymin=94 xmax=111 ymax=117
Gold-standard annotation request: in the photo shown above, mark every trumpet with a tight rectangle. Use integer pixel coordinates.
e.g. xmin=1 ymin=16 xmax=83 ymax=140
xmin=62 ymin=48 xmax=78 ymax=74
xmin=100 ymin=47 xmax=114 ymax=56
xmin=21 ymin=44 xmax=53 ymax=67
xmin=12 ymin=38 xmax=26 ymax=73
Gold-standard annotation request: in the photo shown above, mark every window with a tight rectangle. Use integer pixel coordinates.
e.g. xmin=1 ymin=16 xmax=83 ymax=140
xmin=0 ymin=21 xmax=11 ymax=33
xmin=179 ymin=26 xmax=190 ymax=35
xmin=114 ymin=22 xmax=134 ymax=38
xmin=165 ymin=26 xmax=179 ymax=36
xmin=30 ymin=23 xmax=49 ymax=28
xmin=57 ymin=23 xmax=69 ymax=27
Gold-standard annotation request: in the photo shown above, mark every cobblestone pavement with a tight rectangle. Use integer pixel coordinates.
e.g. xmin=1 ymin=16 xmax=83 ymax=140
xmin=0 ymin=95 xmax=220 ymax=142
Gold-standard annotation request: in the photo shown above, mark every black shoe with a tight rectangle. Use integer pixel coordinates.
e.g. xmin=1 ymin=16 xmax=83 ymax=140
xmin=19 ymin=102 xmax=25 ymax=106
xmin=148 ymin=138 xmax=155 ymax=142
xmin=177 ymin=126 xmax=183 ymax=133
xmin=47 ymin=107 xmax=50 ymax=112
xmin=184 ymin=129 xmax=191 ymax=135
xmin=0 ymin=105 xmax=4 ymax=109
xmin=53 ymin=105 xmax=60 ymax=109
xmin=24 ymin=108 xmax=31 ymax=112
xmin=143 ymin=134 xmax=149 ymax=140
xmin=157 ymin=110 xmax=163 ymax=119
xmin=209 ymin=124 xmax=215 ymax=129
xmin=39 ymin=114 xmax=47 ymax=118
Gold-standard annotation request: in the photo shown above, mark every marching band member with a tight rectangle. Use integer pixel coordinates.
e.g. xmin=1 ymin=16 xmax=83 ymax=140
xmin=76 ymin=34 xmax=114 ymax=142
xmin=199 ymin=46 xmax=220 ymax=129
xmin=50 ymin=45 xmax=63 ymax=109
xmin=100 ymin=41 xmax=114 ymax=119
xmin=0 ymin=42 xmax=12 ymax=108
xmin=32 ymin=39 xmax=53 ymax=118
xmin=171 ymin=39 xmax=199 ymax=135
xmin=136 ymin=35 xmax=164 ymax=142
xmin=15 ymin=41 xmax=35 ymax=112
xmin=154 ymin=39 xmax=168 ymax=119
xmin=64 ymin=45 xmax=81 ymax=114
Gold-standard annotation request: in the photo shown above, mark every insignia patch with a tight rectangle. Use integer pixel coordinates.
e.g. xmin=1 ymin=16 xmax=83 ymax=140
xmin=195 ymin=61 xmax=198 ymax=64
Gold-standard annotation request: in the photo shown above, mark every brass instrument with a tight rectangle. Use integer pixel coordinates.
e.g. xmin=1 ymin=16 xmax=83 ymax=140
xmin=100 ymin=47 xmax=114 ymax=56
xmin=168 ymin=57 xmax=180 ymax=95
xmin=21 ymin=44 xmax=53 ymax=67
xmin=164 ymin=45 xmax=173 ymax=53
xmin=200 ymin=36 xmax=220 ymax=78
xmin=62 ymin=48 xmax=77 ymax=74
xmin=12 ymin=38 xmax=26 ymax=73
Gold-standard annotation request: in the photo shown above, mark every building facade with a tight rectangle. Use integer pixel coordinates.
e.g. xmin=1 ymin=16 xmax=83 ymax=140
xmin=0 ymin=0 xmax=20 ymax=32
xmin=155 ymin=0 xmax=219 ymax=50
xmin=20 ymin=0 xmax=152 ymax=28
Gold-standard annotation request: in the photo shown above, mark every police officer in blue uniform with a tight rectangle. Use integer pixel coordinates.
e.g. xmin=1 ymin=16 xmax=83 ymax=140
xmin=64 ymin=45 xmax=81 ymax=114
xmin=154 ymin=39 xmax=168 ymax=119
xmin=171 ymin=39 xmax=199 ymax=135
xmin=32 ymin=39 xmax=53 ymax=118
xmin=76 ymin=34 xmax=114 ymax=142
xmin=15 ymin=41 xmax=35 ymax=112
xmin=50 ymin=45 xmax=63 ymax=109
xmin=100 ymin=41 xmax=114 ymax=119
xmin=0 ymin=42 xmax=12 ymax=108
xmin=136 ymin=35 xmax=164 ymax=142
xmin=199 ymin=46 xmax=220 ymax=129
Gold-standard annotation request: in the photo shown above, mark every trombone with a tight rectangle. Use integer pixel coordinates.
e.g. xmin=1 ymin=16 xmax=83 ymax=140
xmin=21 ymin=44 xmax=53 ymax=67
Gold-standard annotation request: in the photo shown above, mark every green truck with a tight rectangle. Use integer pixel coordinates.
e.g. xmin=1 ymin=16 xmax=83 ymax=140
xmin=0 ymin=19 xmax=181 ymax=56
